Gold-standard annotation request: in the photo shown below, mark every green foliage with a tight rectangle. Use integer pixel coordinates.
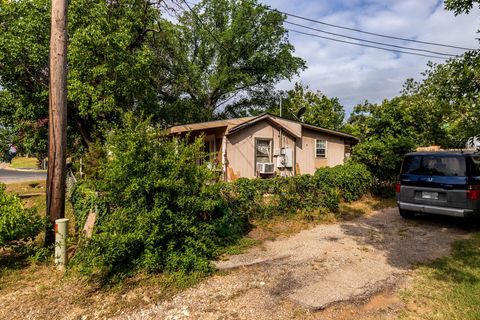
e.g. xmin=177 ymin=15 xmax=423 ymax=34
xmin=346 ymin=98 xmax=426 ymax=182
xmin=445 ymin=0 xmax=479 ymax=15
xmin=407 ymin=52 xmax=480 ymax=147
xmin=0 ymin=0 xmax=304 ymax=157
xmin=71 ymin=115 xmax=248 ymax=281
xmin=266 ymin=83 xmax=345 ymax=131
xmin=401 ymin=233 xmax=480 ymax=320
xmin=351 ymin=136 xmax=416 ymax=183
xmin=314 ymin=163 xmax=373 ymax=202
xmin=157 ymin=0 xmax=305 ymax=122
xmin=221 ymin=163 xmax=372 ymax=220
xmin=0 ymin=183 xmax=44 ymax=247
xmin=71 ymin=136 xmax=371 ymax=282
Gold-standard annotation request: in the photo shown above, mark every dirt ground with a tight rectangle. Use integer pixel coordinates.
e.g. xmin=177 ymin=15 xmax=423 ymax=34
xmin=117 ymin=208 xmax=470 ymax=320
xmin=0 ymin=207 xmax=471 ymax=320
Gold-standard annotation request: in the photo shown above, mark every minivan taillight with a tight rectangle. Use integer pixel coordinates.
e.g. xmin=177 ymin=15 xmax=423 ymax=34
xmin=467 ymin=185 xmax=480 ymax=201
xmin=395 ymin=182 xmax=401 ymax=193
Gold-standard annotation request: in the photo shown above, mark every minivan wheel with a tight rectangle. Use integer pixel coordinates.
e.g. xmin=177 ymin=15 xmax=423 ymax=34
xmin=399 ymin=209 xmax=415 ymax=219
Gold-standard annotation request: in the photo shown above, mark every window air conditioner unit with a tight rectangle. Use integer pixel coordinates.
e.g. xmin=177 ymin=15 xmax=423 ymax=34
xmin=256 ymin=163 xmax=275 ymax=174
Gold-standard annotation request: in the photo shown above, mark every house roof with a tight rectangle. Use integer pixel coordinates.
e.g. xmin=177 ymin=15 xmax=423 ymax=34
xmin=166 ymin=113 xmax=358 ymax=140
xmin=166 ymin=116 xmax=256 ymax=134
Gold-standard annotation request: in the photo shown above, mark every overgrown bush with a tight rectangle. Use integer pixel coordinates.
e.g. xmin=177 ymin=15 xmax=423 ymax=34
xmin=71 ymin=115 xmax=248 ymax=281
xmin=71 ymin=116 xmax=373 ymax=282
xmin=0 ymin=183 xmax=43 ymax=247
xmin=314 ymin=162 xmax=373 ymax=202
xmin=219 ymin=162 xmax=372 ymax=220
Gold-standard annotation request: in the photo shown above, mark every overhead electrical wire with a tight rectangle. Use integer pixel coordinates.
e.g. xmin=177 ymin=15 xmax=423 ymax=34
xmin=180 ymin=0 xmax=232 ymax=57
xmin=181 ymin=0 xmax=468 ymax=60
xmin=273 ymin=9 xmax=475 ymax=51
xmin=285 ymin=21 xmax=458 ymax=57
xmin=287 ymin=28 xmax=451 ymax=59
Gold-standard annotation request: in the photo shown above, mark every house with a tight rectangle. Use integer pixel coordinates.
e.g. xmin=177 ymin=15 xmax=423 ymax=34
xmin=167 ymin=113 xmax=358 ymax=181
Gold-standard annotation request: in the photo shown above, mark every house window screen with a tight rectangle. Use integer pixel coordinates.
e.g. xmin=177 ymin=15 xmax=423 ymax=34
xmin=315 ymin=139 xmax=327 ymax=158
xmin=256 ymin=139 xmax=272 ymax=164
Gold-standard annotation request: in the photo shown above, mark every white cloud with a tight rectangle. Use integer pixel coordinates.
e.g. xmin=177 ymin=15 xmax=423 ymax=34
xmin=261 ymin=0 xmax=480 ymax=115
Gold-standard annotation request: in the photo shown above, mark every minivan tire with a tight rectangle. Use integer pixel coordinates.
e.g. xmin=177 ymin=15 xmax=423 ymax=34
xmin=399 ymin=209 xmax=415 ymax=219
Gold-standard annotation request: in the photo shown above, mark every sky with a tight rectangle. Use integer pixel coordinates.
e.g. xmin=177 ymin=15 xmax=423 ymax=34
xmin=258 ymin=0 xmax=480 ymax=114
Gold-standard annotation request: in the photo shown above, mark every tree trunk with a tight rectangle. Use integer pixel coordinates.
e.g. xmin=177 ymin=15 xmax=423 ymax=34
xmin=46 ymin=0 xmax=68 ymax=246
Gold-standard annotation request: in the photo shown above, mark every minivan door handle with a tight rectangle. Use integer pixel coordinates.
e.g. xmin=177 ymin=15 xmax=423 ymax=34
xmin=443 ymin=184 xmax=454 ymax=190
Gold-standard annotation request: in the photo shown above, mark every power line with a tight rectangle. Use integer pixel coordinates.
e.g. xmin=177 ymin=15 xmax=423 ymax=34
xmin=272 ymin=9 xmax=475 ymax=51
xmin=180 ymin=0 xmax=232 ymax=57
xmin=181 ymin=0 xmax=456 ymax=60
xmin=285 ymin=21 xmax=458 ymax=57
xmin=287 ymin=28 xmax=451 ymax=59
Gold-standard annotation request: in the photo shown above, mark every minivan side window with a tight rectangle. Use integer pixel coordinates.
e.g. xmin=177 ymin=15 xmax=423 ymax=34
xmin=467 ymin=156 xmax=480 ymax=176
xmin=402 ymin=155 xmax=466 ymax=176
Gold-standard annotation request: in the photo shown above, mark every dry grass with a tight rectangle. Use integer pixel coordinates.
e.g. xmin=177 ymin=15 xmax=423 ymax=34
xmin=0 ymin=191 xmax=396 ymax=319
xmin=5 ymin=180 xmax=46 ymax=195
xmin=232 ymin=195 xmax=395 ymax=250
xmin=10 ymin=157 xmax=40 ymax=169
xmin=0 ymin=262 xmax=205 ymax=319
xmin=338 ymin=195 xmax=396 ymax=220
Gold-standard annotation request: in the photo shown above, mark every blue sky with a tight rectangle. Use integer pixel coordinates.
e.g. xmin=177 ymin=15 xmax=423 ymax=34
xmin=259 ymin=0 xmax=479 ymax=114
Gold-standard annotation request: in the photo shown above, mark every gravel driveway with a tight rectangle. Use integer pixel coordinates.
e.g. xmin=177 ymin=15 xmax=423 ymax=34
xmin=121 ymin=208 xmax=470 ymax=320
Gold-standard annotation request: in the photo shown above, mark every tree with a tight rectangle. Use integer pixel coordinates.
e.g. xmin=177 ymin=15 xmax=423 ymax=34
xmin=445 ymin=0 xmax=480 ymax=14
xmin=0 ymin=0 xmax=162 ymax=157
xmin=406 ymin=52 xmax=480 ymax=146
xmin=0 ymin=0 xmax=50 ymax=158
xmin=153 ymin=0 xmax=306 ymax=124
xmin=346 ymin=98 xmax=431 ymax=182
xmin=0 ymin=0 xmax=305 ymax=157
xmin=264 ymin=83 xmax=345 ymax=131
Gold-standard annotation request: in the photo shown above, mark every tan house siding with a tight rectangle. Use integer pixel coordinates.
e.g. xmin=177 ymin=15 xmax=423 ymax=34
xmin=296 ymin=128 xmax=346 ymax=175
xmin=226 ymin=120 xmax=296 ymax=178
xmin=167 ymin=114 xmax=357 ymax=181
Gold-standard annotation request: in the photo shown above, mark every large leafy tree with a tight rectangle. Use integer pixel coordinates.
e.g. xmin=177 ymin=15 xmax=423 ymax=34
xmin=405 ymin=52 xmax=480 ymax=146
xmin=0 ymin=0 xmax=305 ymax=157
xmin=154 ymin=0 xmax=306 ymax=124
xmin=0 ymin=0 xmax=162 ymax=158
xmin=264 ymin=83 xmax=345 ymax=131
xmin=346 ymin=98 xmax=427 ymax=181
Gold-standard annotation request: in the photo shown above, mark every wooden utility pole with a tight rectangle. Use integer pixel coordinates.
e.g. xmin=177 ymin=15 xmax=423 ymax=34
xmin=46 ymin=0 xmax=68 ymax=245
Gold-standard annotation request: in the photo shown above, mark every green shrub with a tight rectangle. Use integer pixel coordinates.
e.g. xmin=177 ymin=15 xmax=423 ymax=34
xmin=71 ymin=115 xmax=248 ymax=281
xmin=0 ymin=183 xmax=43 ymax=247
xmin=314 ymin=162 xmax=373 ymax=202
xmin=71 ymin=116 xmax=373 ymax=282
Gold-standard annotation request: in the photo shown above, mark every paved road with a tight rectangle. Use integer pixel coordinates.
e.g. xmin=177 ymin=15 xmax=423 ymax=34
xmin=0 ymin=168 xmax=46 ymax=183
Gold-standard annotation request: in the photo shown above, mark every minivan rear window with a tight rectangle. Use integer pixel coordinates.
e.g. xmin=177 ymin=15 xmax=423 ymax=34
xmin=401 ymin=155 xmax=466 ymax=176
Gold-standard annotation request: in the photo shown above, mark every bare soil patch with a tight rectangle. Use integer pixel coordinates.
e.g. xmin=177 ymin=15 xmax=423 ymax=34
xmin=0 ymin=206 xmax=472 ymax=319
xmin=120 ymin=208 xmax=470 ymax=320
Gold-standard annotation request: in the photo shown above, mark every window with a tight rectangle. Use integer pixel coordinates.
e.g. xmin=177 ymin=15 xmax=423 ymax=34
xmin=467 ymin=156 xmax=480 ymax=176
xmin=315 ymin=139 xmax=327 ymax=158
xmin=256 ymin=139 xmax=272 ymax=164
xmin=401 ymin=155 xmax=466 ymax=176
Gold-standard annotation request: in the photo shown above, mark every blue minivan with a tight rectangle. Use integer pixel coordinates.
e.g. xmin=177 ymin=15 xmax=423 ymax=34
xmin=396 ymin=151 xmax=480 ymax=219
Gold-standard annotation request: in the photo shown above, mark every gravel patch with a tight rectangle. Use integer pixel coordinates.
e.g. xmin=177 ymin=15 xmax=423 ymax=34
xmin=121 ymin=208 xmax=470 ymax=320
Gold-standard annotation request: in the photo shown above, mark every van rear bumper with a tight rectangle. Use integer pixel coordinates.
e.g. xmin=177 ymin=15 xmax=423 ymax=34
xmin=397 ymin=201 xmax=475 ymax=218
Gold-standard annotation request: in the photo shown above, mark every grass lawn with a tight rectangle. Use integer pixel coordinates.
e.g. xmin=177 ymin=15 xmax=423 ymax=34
xmin=400 ymin=233 xmax=480 ymax=320
xmin=5 ymin=181 xmax=47 ymax=213
xmin=10 ymin=157 xmax=40 ymax=169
